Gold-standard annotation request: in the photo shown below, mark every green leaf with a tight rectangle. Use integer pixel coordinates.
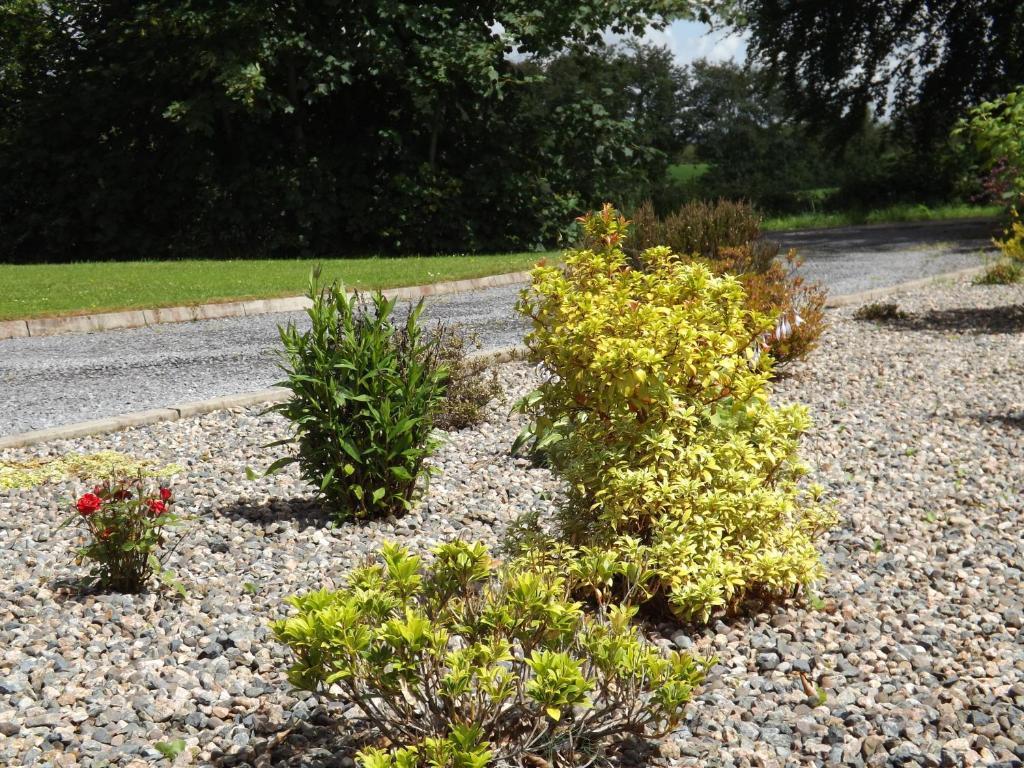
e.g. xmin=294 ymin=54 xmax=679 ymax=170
xmin=263 ymin=456 xmax=298 ymax=477
xmin=390 ymin=466 xmax=413 ymax=481
xmin=154 ymin=739 xmax=187 ymax=760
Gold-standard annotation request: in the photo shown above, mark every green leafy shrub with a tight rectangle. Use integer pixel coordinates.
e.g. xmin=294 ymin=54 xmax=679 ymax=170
xmin=272 ymin=276 xmax=448 ymax=520
xmin=514 ymin=205 xmax=834 ymax=622
xmin=853 ymin=302 xmax=909 ymax=321
xmin=273 ymin=541 xmax=708 ymax=768
xmin=60 ymin=477 xmax=184 ymax=593
xmin=431 ymin=330 xmax=503 ymax=432
xmin=628 ymin=200 xmax=827 ymax=368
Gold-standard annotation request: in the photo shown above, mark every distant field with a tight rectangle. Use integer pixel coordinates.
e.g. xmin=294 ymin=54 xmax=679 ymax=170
xmin=0 ymin=252 xmax=555 ymax=321
xmin=763 ymin=203 xmax=1003 ymax=231
xmin=668 ymin=162 xmax=711 ymax=185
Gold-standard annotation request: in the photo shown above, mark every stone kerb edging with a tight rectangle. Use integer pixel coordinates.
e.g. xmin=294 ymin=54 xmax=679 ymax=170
xmin=0 ymin=266 xmax=989 ymax=449
xmin=0 ymin=270 xmax=535 ymax=341
xmin=822 ymin=265 xmax=986 ymax=307
xmin=0 ymin=347 xmax=527 ymax=451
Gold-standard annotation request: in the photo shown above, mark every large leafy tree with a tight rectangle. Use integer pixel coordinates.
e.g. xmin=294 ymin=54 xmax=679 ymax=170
xmin=0 ymin=0 xmax=699 ymax=261
xmin=734 ymin=0 xmax=1024 ymax=148
xmin=519 ymin=42 xmax=689 ymax=211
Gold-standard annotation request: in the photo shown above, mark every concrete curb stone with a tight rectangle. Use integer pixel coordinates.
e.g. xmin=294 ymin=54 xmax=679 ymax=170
xmin=25 ymin=310 xmax=150 ymax=337
xmin=0 ymin=320 xmax=29 ymax=338
xmin=1 ymin=270 xmax=535 ymax=341
xmin=823 ymin=265 xmax=985 ymax=307
xmin=0 ymin=264 xmax=988 ymax=449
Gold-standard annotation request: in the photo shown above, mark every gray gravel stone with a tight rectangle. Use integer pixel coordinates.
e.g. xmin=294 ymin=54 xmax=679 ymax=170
xmin=0 ymin=277 xmax=1022 ymax=767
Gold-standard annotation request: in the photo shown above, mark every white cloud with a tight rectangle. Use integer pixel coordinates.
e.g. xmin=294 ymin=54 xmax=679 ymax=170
xmin=626 ymin=20 xmax=747 ymax=65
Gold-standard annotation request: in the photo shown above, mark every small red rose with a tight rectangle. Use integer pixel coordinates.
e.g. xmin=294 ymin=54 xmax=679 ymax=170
xmin=147 ymin=499 xmax=167 ymax=516
xmin=99 ymin=528 xmax=113 ymax=540
xmin=159 ymin=487 xmax=172 ymax=502
xmin=76 ymin=493 xmax=102 ymax=516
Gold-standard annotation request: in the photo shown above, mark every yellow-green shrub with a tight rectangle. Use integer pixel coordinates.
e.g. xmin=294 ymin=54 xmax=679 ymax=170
xmin=0 ymin=451 xmax=180 ymax=491
xmin=272 ymin=541 xmax=707 ymax=768
xmin=514 ymin=205 xmax=834 ymax=622
xmin=627 ymin=200 xmax=828 ymax=369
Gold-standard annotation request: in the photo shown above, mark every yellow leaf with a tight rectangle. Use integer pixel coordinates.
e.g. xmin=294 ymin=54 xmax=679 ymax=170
xmin=546 ymin=707 xmax=561 ymax=721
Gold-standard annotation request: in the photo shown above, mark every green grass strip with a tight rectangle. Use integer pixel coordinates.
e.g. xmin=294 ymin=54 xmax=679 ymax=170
xmin=0 ymin=252 xmax=556 ymax=321
xmin=763 ymin=203 xmax=1002 ymax=232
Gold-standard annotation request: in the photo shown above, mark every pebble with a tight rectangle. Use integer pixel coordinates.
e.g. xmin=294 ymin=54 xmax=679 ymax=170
xmin=1 ymin=280 xmax=1023 ymax=766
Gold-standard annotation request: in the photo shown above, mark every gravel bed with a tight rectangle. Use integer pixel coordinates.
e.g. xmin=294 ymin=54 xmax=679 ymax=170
xmin=1 ymin=279 xmax=1023 ymax=767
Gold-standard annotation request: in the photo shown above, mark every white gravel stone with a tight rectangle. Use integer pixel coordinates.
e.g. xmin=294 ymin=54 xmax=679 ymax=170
xmin=1 ymin=278 xmax=1022 ymax=767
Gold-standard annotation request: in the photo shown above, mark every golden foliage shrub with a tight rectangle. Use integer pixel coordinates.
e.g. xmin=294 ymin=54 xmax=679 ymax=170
xmin=515 ymin=206 xmax=835 ymax=623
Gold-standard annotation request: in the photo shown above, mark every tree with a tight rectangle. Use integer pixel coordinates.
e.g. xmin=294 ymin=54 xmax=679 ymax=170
xmin=734 ymin=0 xmax=1024 ymax=149
xmin=519 ymin=42 xmax=689 ymax=212
xmin=0 ymin=0 xmax=702 ymax=262
xmin=956 ymin=85 xmax=1024 ymax=206
xmin=673 ymin=61 xmax=837 ymax=212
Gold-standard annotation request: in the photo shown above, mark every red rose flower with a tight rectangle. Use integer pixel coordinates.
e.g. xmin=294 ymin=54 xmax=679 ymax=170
xmin=159 ymin=487 xmax=172 ymax=502
xmin=76 ymin=493 xmax=102 ymax=516
xmin=147 ymin=499 xmax=167 ymax=516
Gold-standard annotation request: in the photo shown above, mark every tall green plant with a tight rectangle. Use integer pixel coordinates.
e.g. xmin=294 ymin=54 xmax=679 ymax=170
xmin=271 ymin=275 xmax=448 ymax=520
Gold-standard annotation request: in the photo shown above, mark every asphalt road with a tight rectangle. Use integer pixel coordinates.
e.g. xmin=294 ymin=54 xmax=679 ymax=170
xmin=0 ymin=218 xmax=999 ymax=437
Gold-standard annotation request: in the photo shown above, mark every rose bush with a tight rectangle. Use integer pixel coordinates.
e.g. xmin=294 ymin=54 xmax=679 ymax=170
xmin=61 ymin=476 xmax=185 ymax=593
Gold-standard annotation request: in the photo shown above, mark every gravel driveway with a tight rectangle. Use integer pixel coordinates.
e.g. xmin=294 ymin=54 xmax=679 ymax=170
xmin=1 ymin=278 xmax=1022 ymax=767
xmin=0 ymin=219 xmax=999 ymax=436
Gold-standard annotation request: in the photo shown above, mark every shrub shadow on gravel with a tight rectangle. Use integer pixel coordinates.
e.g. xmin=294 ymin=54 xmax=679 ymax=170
xmin=878 ymin=304 xmax=1024 ymax=334
xmin=982 ymin=412 xmax=1024 ymax=430
xmin=206 ymin=709 xmax=367 ymax=768
xmin=217 ymin=496 xmax=333 ymax=529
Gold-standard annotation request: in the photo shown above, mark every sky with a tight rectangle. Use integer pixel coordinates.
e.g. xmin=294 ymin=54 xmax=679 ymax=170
xmin=641 ymin=19 xmax=747 ymax=65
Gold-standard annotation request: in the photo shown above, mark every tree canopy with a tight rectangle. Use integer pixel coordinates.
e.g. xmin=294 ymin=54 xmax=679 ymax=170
xmin=0 ymin=0 xmax=699 ymax=262
xmin=735 ymin=0 xmax=1024 ymax=148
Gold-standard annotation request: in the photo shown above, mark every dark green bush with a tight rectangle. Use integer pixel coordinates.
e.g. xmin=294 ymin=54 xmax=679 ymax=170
xmin=853 ymin=302 xmax=908 ymax=321
xmin=431 ymin=330 xmax=503 ymax=432
xmin=272 ymin=276 xmax=448 ymax=520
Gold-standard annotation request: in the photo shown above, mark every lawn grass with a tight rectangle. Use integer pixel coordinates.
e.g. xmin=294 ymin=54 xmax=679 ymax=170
xmin=763 ymin=202 xmax=1002 ymax=231
xmin=0 ymin=252 xmax=556 ymax=321
xmin=667 ymin=162 xmax=711 ymax=185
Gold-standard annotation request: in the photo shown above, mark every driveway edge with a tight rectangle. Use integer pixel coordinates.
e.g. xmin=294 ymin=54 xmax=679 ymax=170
xmin=2 ymin=270 xmax=534 ymax=340
xmin=823 ymin=265 xmax=986 ymax=307
xmin=0 ymin=265 xmax=989 ymax=450
xmin=0 ymin=347 xmax=528 ymax=451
